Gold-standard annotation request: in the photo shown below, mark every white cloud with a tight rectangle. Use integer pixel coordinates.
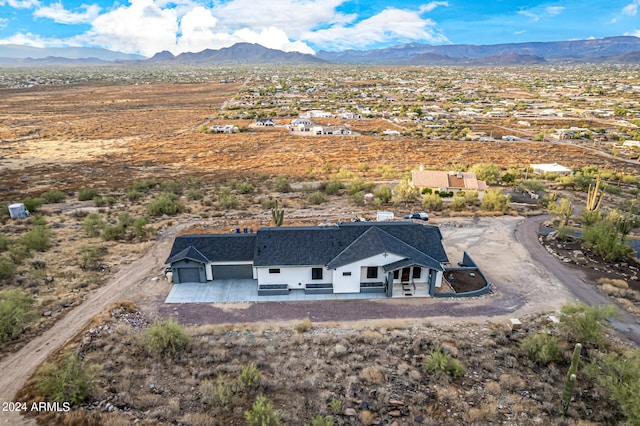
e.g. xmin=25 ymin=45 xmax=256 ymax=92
xmin=34 ymin=3 xmax=101 ymax=24
xmin=545 ymin=6 xmax=565 ymax=16
xmin=623 ymin=0 xmax=640 ymax=16
xmin=0 ymin=32 xmax=54 ymax=47
xmin=419 ymin=1 xmax=449 ymax=13
xmin=626 ymin=29 xmax=640 ymax=37
xmin=0 ymin=0 xmax=39 ymax=8
xmin=515 ymin=30 xmax=526 ymax=35
xmin=0 ymin=18 xmax=8 ymax=29
xmin=518 ymin=10 xmax=540 ymax=22
xmin=303 ymin=7 xmax=449 ymax=50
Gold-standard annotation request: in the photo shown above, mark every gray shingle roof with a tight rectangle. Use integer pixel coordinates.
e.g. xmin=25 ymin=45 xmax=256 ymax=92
xmin=165 ymin=234 xmax=256 ymax=264
xmin=253 ymin=222 xmax=448 ymax=267
xmin=166 ymin=245 xmax=209 ymax=264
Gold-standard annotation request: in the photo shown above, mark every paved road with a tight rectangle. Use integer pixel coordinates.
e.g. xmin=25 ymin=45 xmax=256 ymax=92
xmin=515 ymin=214 xmax=640 ymax=344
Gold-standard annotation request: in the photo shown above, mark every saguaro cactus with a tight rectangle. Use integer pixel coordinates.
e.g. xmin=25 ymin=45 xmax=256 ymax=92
xmin=586 ymin=175 xmax=604 ymax=213
xmin=562 ymin=343 xmax=582 ymax=414
xmin=271 ymin=199 xmax=284 ymax=227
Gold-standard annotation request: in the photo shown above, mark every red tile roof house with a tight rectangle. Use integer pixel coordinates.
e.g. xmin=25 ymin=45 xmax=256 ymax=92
xmin=411 ymin=170 xmax=488 ymax=198
xmin=166 ymin=222 xmax=452 ymax=298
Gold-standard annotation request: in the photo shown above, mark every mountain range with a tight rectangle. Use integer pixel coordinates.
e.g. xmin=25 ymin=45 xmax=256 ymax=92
xmin=1 ymin=36 xmax=640 ymax=66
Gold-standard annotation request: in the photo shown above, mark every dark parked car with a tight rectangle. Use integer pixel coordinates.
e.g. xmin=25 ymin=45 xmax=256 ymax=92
xmin=403 ymin=212 xmax=429 ymax=221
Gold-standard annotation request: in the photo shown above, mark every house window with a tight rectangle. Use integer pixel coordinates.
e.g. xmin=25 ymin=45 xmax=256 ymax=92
xmin=366 ymin=267 xmax=378 ymax=279
xmin=311 ymin=268 xmax=323 ymax=280
xmin=412 ymin=267 xmax=422 ymax=279
xmin=393 ymin=270 xmax=399 ymax=279
xmin=342 ymin=272 xmax=351 ymax=276
xmin=268 ymin=268 xmax=280 ymax=274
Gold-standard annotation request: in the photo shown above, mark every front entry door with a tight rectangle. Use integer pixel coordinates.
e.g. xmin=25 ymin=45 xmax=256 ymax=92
xmin=401 ymin=268 xmax=411 ymax=282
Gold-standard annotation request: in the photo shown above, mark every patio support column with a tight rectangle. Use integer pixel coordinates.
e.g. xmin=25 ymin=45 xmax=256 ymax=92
xmin=386 ymin=272 xmax=394 ymax=297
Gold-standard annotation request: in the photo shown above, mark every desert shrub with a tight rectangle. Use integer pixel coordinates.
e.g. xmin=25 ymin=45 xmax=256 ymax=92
xmin=21 ymin=197 xmax=44 ymax=213
xmin=520 ymin=179 xmax=546 ymax=192
xmin=78 ymin=187 xmax=99 ymax=201
xmin=245 ymin=395 xmax=281 ymax=426
xmin=21 ymin=225 xmax=52 ymax=252
xmin=422 ymin=187 xmax=433 ymax=194
xmin=347 ymin=177 xmax=375 ymax=195
xmin=36 ymin=352 xmax=96 ymax=404
xmin=560 ymin=302 xmax=617 ymax=347
xmin=0 ymin=288 xmax=36 ymax=342
xmin=393 ymin=179 xmax=420 ymax=203
xmin=130 ymin=178 xmax=159 ymax=193
xmin=186 ymin=188 xmax=204 ymax=201
xmin=359 ymin=366 xmax=385 ymax=384
xmin=239 ymin=363 xmax=260 ymax=388
xmin=0 ymin=232 xmax=10 ymax=251
xmin=92 ymin=196 xmax=106 ymax=207
xmin=126 ymin=189 xmax=143 ymax=202
xmin=481 ymin=189 xmax=510 ymax=213
xmin=142 ymin=318 xmax=190 ymax=356
xmin=217 ymin=188 xmax=239 ymax=209
xmin=519 ymin=332 xmax=563 ymax=365
xmin=308 ymin=191 xmax=326 ymax=205
xmin=160 ymin=179 xmax=184 ymax=195
xmin=582 ymin=219 xmax=634 ymax=262
xmin=324 ymin=180 xmax=344 ymax=195
xmin=349 ymin=190 xmax=366 ymax=205
xmin=373 ymin=185 xmax=393 ymax=204
xmin=102 ymin=224 xmax=127 ymax=241
xmin=40 ymin=190 xmax=66 ymax=203
xmin=261 ymin=198 xmax=278 ymax=209
xmin=201 ymin=379 xmax=234 ymax=410
xmin=8 ymin=243 xmax=30 ymax=264
xmin=424 ymin=346 xmax=465 ymax=378
xmin=294 ymin=317 xmax=313 ymax=333
xmin=586 ymin=349 xmax=640 ymax=424
xmin=228 ymin=179 xmax=254 ymax=194
xmin=104 ymin=196 xmax=117 ymax=206
xmin=604 ymin=184 xmax=622 ymax=195
xmin=80 ymin=246 xmax=106 ymax=270
xmin=275 ymin=175 xmax=291 ymax=193
xmin=0 ymin=256 xmax=16 ymax=282
xmin=30 ymin=214 xmax=47 ymax=227
xmin=470 ymin=163 xmax=501 ymax=184
xmin=147 ymin=193 xmax=186 ymax=216
xmin=422 ymin=193 xmax=443 ymax=211
xmin=305 ymin=415 xmax=334 ymax=426
xmin=450 ymin=196 xmax=467 ymax=211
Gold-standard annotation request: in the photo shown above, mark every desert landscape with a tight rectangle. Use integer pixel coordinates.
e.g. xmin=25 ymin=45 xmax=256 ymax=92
xmin=0 ymin=64 xmax=639 ymax=425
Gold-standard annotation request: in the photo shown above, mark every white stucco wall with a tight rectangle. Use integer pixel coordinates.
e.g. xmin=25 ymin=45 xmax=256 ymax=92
xmin=334 ymin=253 xmax=403 ymax=293
xmin=256 ymin=266 xmax=332 ymax=289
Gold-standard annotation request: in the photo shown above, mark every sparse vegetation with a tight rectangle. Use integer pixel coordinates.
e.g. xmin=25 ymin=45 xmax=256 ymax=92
xmin=147 ymin=193 xmax=186 ymax=216
xmin=142 ymin=318 xmax=190 ymax=356
xmin=36 ymin=351 xmax=97 ymax=404
xmin=245 ymin=395 xmax=281 ymax=426
xmin=0 ymin=288 xmax=37 ymax=343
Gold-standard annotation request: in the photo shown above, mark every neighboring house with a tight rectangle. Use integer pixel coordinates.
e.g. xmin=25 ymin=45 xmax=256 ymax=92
xmin=291 ymin=118 xmax=313 ymax=127
xmin=255 ymin=118 xmax=275 ymax=126
xmin=411 ymin=170 xmax=487 ymax=195
xmin=530 ymin=163 xmax=572 ymax=175
xmin=301 ymin=110 xmax=333 ymax=119
xmin=622 ymin=140 xmax=640 ymax=148
xmin=210 ymin=125 xmax=236 ymax=134
xmin=166 ymin=222 xmax=449 ymax=297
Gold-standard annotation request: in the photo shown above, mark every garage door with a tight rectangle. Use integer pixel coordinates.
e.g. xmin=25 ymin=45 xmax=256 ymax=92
xmin=177 ymin=267 xmax=202 ymax=283
xmin=214 ymin=265 xmax=253 ymax=280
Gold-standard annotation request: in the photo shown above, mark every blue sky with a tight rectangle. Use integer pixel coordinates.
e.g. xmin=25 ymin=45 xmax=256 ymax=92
xmin=0 ymin=0 xmax=639 ymax=57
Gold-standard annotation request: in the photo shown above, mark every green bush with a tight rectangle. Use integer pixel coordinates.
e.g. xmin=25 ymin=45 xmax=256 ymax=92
xmin=160 ymin=179 xmax=184 ymax=195
xmin=82 ymin=213 xmax=105 ymax=238
xmin=347 ymin=177 xmax=375 ymax=196
xmin=37 ymin=352 xmax=96 ymax=404
xmin=21 ymin=225 xmax=52 ymax=252
xmin=0 ymin=232 xmax=10 ymax=251
xmin=481 ymin=189 xmax=510 ymax=213
xmin=80 ymin=246 xmax=106 ymax=270
xmin=393 ymin=180 xmax=420 ymax=203
xmin=217 ymin=188 xmax=239 ymax=209
xmin=424 ymin=346 xmax=465 ymax=378
xmin=308 ymin=191 xmax=326 ymax=205
xmin=78 ymin=187 xmax=99 ymax=201
xmin=21 ymin=197 xmax=44 ymax=213
xmin=40 ymin=190 xmax=66 ymax=204
xmin=147 ymin=193 xmax=186 ymax=216
xmin=228 ymin=179 xmax=254 ymax=194
xmin=186 ymin=188 xmax=204 ymax=201
xmin=0 ymin=256 xmax=16 ymax=282
xmin=31 ymin=214 xmax=47 ymax=227
xmin=130 ymin=178 xmax=159 ymax=193
xmin=8 ymin=243 xmax=30 ymax=264
xmin=422 ymin=193 xmax=443 ymax=211
xmin=245 ymin=395 xmax=281 ymax=426
xmin=586 ymin=349 xmax=640 ymax=424
xmin=201 ymin=379 xmax=234 ymax=409
xmin=305 ymin=415 xmax=334 ymax=426
xmin=261 ymin=198 xmax=278 ymax=209
xmin=560 ymin=302 xmax=617 ymax=347
xmin=519 ymin=332 xmax=563 ymax=365
xmin=126 ymin=189 xmax=143 ymax=202
xmin=102 ymin=224 xmax=126 ymax=241
xmin=142 ymin=318 xmax=190 ymax=356
xmin=582 ymin=219 xmax=634 ymax=262
xmin=275 ymin=175 xmax=291 ymax=193
xmin=373 ymin=185 xmax=393 ymax=204
xmin=450 ymin=196 xmax=467 ymax=212
xmin=92 ymin=196 xmax=106 ymax=207
xmin=470 ymin=163 xmax=501 ymax=184
xmin=0 ymin=288 xmax=37 ymax=343
xmin=323 ymin=180 xmax=344 ymax=195
xmin=239 ymin=363 xmax=260 ymax=388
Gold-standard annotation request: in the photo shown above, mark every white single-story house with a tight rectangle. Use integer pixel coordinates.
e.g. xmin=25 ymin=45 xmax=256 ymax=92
xmin=166 ymin=222 xmax=450 ymax=297
xmin=530 ymin=163 xmax=572 ymax=175
xmin=291 ymin=118 xmax=313 ymax=127
xmin=255 ymin=118 xmax=275 ymax=126
xmin=411 ymin=170 xmax=487 ymax=196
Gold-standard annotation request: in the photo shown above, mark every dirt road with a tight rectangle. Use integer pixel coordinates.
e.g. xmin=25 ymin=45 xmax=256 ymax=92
xmin=0 ymin=215 xmax=635 ymax=425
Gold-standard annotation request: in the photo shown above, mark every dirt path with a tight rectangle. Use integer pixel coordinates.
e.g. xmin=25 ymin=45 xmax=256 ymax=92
xmin=0 ymin=225 xmax=176 ymax=425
